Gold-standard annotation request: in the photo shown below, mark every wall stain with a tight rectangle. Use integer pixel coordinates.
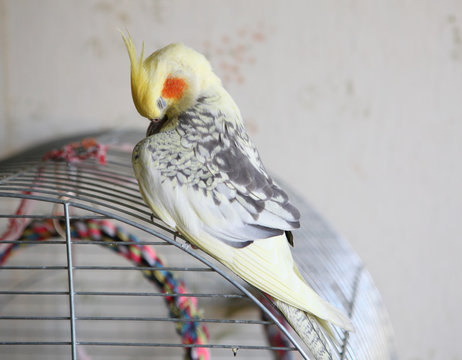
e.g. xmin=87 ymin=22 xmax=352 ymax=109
xmin=298 ymin=85 xmax=318 ymax=110
xmin=447 ymin=14 xmax=462 ymax=61
xmin=346 ymin=79 xmax=354 ymax=96
xmin=203 ymin=23 xmax=268 ymax=85
xmin=351 ymin=162 xmax=367 ymax=180
xmin=95 ymin=0 xmax=165 ymax=25
xmin=202 ymin=23 xmax=269 ymax=136
xmin=362 ymin=107 xmax=370 ymax=118
xmin=94 ymin=0 xmax=114 ymax=13
xmin=117 ymin=11 xmax=130 ymax=24
xmin=94 ymin=0 xmax=132 ymax=25
xmin=151 ymin=0 xmax=166 ymax=24
xmin=85 ymin=37 xmax=105 ymax=58
xmin=244 ymin=117 xmax=259 ymax=134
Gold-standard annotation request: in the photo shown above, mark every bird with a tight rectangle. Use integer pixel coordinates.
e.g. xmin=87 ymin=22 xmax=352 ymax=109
xmin=122 ymin=34 xmax=354 ymax=359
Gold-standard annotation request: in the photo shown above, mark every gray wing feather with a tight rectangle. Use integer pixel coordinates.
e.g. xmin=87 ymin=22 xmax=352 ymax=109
xmin=176 ymin=97 xmax=300 ymax=247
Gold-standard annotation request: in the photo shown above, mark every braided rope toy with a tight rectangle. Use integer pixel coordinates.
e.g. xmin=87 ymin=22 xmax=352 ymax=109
xmin=0 ymin=138 xmax=108 ymax=244
xmin=0 ymin=218 xmax=210 ymax=360
xmin=1 ymin=138 xmax=209 ymax=359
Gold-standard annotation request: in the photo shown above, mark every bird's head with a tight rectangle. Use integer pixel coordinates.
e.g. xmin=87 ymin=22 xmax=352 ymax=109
xmin=122 ymin=35 xmax=220 ymax=132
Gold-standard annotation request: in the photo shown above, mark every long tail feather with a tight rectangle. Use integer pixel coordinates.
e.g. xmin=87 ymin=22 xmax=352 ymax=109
xmin=275 ymin=299 xmax=334 ymax=360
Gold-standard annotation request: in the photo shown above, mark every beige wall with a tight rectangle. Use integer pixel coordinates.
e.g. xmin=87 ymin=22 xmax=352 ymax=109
xmin=1 ymin=1 xmax=461 ymax=359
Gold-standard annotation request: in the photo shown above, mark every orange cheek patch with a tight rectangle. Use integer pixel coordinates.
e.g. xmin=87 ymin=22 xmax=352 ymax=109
xmin=161 ymin=77 xmax=187 ymax=100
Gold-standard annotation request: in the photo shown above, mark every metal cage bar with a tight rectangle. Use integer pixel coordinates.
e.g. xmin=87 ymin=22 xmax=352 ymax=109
xmin=64 ymin=202 xmax=77 ymax=360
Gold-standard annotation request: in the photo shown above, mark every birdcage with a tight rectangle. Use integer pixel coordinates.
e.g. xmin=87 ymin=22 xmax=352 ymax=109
xmin=0 ymin=130 xmax=397 ymax=360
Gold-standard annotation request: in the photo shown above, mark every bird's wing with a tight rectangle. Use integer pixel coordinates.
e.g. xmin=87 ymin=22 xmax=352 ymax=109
xmin=173 ymin=100 xmax=300 ymax=248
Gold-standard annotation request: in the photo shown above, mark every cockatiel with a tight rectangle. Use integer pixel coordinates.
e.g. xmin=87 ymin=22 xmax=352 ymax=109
xmin=122 ymin=35 xmax=353 ymax=359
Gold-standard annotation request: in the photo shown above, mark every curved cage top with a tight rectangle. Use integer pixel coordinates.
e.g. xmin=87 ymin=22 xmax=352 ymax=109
xmin=0 ymin=130 xmax=397 ymax=360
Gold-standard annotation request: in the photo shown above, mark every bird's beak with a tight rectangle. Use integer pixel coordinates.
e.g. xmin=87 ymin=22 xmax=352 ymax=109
xmin=146 ymin=115 xmax=168 ymax=136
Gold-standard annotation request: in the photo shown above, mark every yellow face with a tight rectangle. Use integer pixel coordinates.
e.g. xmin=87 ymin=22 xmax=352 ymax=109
xmin=134 ymin=76 xmax=188 ymax=118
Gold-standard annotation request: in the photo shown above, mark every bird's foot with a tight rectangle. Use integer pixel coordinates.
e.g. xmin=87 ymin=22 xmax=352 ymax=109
xmin=173 ymin=231 xmax=198 ymax=250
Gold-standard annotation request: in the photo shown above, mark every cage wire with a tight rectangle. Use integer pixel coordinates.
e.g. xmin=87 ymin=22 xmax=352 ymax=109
xmin=0 ymin=130 xmax=397 ymax=360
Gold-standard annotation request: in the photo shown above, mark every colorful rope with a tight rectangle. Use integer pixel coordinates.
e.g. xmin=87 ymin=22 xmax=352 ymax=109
xmin=0 ymin=138 xmax=108 ymax=244
xmin=0 ymin=218 xmax=210 ymax=360
xmin=41 ymin=138 xmax=108 ymax=164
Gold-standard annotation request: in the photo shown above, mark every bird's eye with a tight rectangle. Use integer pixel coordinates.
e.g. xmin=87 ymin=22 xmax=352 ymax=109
xmin=157 ymin=97 xmax=166 ymax=110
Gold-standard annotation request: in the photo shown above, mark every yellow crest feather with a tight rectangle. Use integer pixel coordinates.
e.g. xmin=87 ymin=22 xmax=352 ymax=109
xmin=121 ymin=32 xmax=144 ymax=76
xmin=121 ymin=32 xmax=157 ymax=118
